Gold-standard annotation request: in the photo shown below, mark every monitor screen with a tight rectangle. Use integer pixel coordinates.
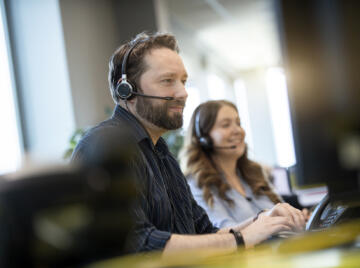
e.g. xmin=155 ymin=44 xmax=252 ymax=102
xmin=0 ymin=165 xmax=135 ymax=266
xmin=276 ymin=0 xmax=360 ymax=193
xmin=271 ymin=167 xmax=292 ymax=196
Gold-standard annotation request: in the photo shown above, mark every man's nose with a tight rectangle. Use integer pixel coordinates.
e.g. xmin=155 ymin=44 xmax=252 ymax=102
xmin=174 ymin=82 xmax=188 ymax=100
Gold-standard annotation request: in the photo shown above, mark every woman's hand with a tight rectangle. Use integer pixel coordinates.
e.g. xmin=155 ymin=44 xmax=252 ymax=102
xmin=232 ymin=203 xmax=306 ymax=248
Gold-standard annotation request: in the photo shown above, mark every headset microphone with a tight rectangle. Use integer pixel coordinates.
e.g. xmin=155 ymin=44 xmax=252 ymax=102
xmin=131 ymin=91 xmax=174 ymax=100
xmin=213 ymin=145 xmax=237 ymax=149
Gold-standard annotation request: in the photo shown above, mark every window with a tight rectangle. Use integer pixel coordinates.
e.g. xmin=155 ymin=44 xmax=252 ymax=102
xmin=0 ymin=5 xmax=22 ymax=175
xmin=266 ymin=67 xmax=296 ymax=167
xmin=234 ymin=78 xmax=255 ymax=158
xmin=207 ymin=74 xmax=226 ymax=100
xmin=183 ymin=86 xmax=200 ymax=130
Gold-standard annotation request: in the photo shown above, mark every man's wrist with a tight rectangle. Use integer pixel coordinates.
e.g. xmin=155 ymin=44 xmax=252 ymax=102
xmin=229 ymin=229 xmax=245 ymax=247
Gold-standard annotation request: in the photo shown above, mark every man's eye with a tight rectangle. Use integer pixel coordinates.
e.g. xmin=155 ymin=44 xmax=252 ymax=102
xmin=162 ymin=79 xmax=173 ymax=84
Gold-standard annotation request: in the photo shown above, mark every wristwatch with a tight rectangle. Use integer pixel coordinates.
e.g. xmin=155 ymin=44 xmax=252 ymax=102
xmin=229 ymin=229 xmax=245 ymax=247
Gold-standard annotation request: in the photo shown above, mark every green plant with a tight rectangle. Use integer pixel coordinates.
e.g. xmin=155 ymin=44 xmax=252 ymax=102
xmin=63 ymin=128 xmax=86 ymax=160
xmin=64 ymin=107 xmax=113 ymax=160
xmin=162 ymin=129 xmax=185 ymax=160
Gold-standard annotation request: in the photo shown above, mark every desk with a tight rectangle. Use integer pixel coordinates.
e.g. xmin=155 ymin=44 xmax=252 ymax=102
xmin=89 ymin=220 xmax=360 ymax=268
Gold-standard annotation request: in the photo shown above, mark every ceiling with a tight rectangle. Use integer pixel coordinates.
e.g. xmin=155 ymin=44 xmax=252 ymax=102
xmin=165 ymin=0 xmax=282 ymax=74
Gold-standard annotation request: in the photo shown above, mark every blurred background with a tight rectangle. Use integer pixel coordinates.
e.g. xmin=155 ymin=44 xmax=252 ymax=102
xmin=0 ymin=0 xmax=296 ymax=173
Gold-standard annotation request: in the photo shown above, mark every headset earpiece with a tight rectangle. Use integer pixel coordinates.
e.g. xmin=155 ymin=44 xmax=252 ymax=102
xmin=198 ymin=136 xmax=213 ymax=149
xmin=116 ymin=78 xmax=134 ymax=100
xmin=194 ymin=108 xmax=213 ymax=150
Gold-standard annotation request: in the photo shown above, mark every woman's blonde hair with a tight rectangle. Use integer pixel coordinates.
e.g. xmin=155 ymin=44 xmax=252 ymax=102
xmin=180 ymin=100 xmax=282 ymax=207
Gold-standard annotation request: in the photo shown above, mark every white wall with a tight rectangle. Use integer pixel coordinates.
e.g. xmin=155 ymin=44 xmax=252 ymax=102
xmin=59 ymin=0 xmax=158 ymax=128
xmin=59 ymin=0 xmax=119 ymax=128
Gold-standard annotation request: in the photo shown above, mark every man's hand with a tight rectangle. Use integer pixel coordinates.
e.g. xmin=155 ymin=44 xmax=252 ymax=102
xmin=236 ymin=203 xmax=306 ymax=248
xmin=263 ymin=203 xmax=306 ymax=232
xmin=301 ymin=208 xmax=312 ymax=222
xmin=239 ymin=214 xmax=292 ymax=248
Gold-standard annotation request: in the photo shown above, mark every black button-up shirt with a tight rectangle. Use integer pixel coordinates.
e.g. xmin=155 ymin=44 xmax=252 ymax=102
xmin=72 ymin=105 xmax=218 ymax=252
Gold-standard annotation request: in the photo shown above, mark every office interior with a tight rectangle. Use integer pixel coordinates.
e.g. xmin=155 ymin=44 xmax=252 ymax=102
xmin=0 ymin=0 xmax=359 ymax=267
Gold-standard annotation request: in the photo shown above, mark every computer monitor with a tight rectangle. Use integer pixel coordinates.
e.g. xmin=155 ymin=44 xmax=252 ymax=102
xmin=0 ymin=164 xmax=136 ymax=267
xmin=271 ymin=167 xmax=292 ymax=196
xmin=0 ymin=127 xmax=138 ymax=267
xmin=275 ymin=0 xmax=360 ymax=198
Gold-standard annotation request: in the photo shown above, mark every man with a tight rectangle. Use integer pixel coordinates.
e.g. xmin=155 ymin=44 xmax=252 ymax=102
xmin=72 ymin=32 xmax=305 ymax=254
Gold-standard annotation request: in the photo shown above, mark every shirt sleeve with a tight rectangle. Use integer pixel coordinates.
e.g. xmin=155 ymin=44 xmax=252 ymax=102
xmin=127 ymin=154 xmax=173 ymax=253
xmin=187 ymin=178 xmax=238 ymax=229
xmin=130 ymin=201 xmax=172 ymax=252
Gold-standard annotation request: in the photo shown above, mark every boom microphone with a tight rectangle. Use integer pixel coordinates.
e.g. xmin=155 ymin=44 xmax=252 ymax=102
xmin=132 ymin=91 xmax=174 ymax=100
xmin=213 ymin=145 xmax=237 ymax=149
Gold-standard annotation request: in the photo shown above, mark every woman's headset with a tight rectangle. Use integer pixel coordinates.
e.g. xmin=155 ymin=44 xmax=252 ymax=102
xmin=194 ymin=107 xmax=236 ymax=151
xmin=194 ymin=108 xmax=213 ymax=149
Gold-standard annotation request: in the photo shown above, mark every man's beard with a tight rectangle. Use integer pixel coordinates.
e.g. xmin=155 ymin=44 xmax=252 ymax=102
xmin=136 ymin=97 xmax=185 ymax=130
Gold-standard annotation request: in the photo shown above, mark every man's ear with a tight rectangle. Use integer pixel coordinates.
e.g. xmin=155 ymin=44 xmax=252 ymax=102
xmin=117 ymin=100 xmax=134 ymax=109
xmin=127 ymin=97 xmax=137 ymax=105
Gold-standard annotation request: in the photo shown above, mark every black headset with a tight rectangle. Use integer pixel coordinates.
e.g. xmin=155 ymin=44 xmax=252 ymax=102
xmin=115 ymin=39 xmax=144 ymax=100
xmin=115 ymin=38 xmax=173 ymax=101
xmin=194 ymin=108 xmax=213 ymax=149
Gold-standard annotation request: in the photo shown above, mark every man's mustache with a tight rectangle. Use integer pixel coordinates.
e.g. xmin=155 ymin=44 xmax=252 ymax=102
xmin=168 ymin=99 xmax=186 ymax=107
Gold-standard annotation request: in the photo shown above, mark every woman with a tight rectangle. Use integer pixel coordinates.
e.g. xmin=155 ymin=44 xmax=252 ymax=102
xmin=181 ymin=100 xmax=290 ymax=228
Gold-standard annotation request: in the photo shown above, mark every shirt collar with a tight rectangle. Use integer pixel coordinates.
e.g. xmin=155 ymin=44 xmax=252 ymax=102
xmin=111 ymin=105 xmax=169 ymax=153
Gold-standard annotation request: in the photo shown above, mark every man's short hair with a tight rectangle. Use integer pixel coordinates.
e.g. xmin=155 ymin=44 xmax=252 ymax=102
xmin=108 ymin=32 xmax=179 ymax=103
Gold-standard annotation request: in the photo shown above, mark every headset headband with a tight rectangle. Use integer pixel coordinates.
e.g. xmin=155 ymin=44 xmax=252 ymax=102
xmin=195 ymin=108 xmax=202 ymax=139
xmin=121 ymin=38 xmax=149 ymax=79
